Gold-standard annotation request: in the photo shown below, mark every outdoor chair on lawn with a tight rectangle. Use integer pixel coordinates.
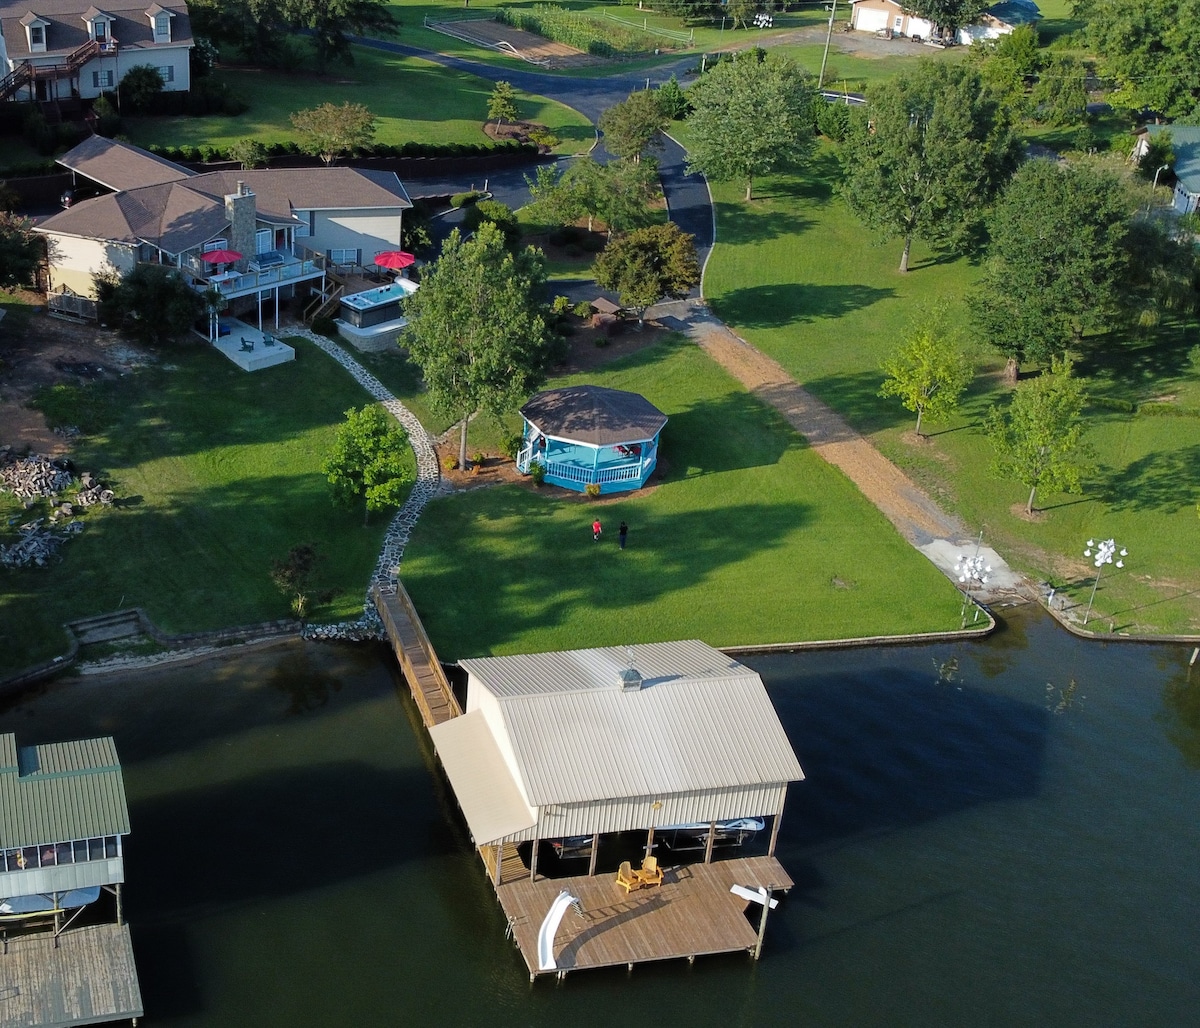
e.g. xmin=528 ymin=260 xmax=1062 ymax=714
xmin=616 ymin=860 xmax=641 ymax=894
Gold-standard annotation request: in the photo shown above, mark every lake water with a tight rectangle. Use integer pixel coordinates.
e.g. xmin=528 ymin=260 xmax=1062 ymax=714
xmin=2 ymin=607 xmax=1198 ymax=1026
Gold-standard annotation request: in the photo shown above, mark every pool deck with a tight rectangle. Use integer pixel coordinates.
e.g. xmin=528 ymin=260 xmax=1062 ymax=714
xmin=486 ymin=851 xmax=793 ymax=979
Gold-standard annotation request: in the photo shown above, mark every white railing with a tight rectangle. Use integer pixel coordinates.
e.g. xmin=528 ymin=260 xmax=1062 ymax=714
xmin=517 ymin=444 xmax=656 ymax=486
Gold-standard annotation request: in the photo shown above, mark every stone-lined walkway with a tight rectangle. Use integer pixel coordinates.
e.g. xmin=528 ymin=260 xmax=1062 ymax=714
xmin=298 ymin=330 xmax=442 ymax=636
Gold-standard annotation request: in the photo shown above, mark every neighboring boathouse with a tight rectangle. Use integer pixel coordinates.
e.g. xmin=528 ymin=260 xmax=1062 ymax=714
xmin=0 ymin=733 xmax=142 ymax=1027
xmin=429 ymin=640 xmax=804 ymax=977
xmin=516 ymin=385 xmax=666 ymax=494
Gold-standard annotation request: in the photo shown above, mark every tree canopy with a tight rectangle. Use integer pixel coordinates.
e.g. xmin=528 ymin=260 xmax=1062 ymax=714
xmin=487 ymin=81 xmax=519 ymax=128
xmin=840 ymin=59 xmax=1019 ymax=272
xmin=1075 ymin=0 xmax=1200 ymax=117
xmin=598 ymin=90 xmax=669 ymax=162
xmin=322 ymin=405 xmax=412 ymax=525
xmin=972 ymin=160 xmax=1132 ymax=378
xmin=985 ymin=356 xmax=1092 ymax=515
xmin=290 ymin=102 xmax=376 ymax=165
xmin=525 ymin=158 xmax=658 ymax=235
xmin=879 ymin=311 xmax=973 ymax=437
xmin=906 ymin=0 xmax=990 ymax=34
xmin=594 ymin=223 xmax=700 ymax=323
xmin=0 ymin=213 xmax=42 ymax=290
xmin=685 ymin=51 xmax=816 ymax=202
xmin=402 ymin=224 xmax=551 ymax=468
xmin=94 ymin=264 xmax=204 ymax=346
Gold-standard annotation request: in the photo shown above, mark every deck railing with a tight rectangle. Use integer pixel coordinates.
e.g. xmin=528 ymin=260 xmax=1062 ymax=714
xmin=179 ymin=244 xmax=328 ymax=296
xmin=516 ymin=444 xmax=656 ymax=486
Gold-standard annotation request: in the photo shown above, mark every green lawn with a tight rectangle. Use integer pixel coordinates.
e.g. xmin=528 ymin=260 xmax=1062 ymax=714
xmin=124 ymin=46 xmax=593 ymax=155
xmin=400 ymin=334 xmax=965 ymax=659
xmin=0 ymin=337 xmax=411 ymax=677
xmin=699 ymin=145 xmax=1200 ymax=635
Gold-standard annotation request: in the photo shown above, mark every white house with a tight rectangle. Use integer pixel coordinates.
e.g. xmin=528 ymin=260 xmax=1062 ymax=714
xmin=35 ymin=136 xmax=412 ymax=330
xmin=0 ymin=0 xmax=193 ymax=103
xmin=1140 ymin=125 xmax=1200 ymax=216
xmin=848 ymin=0 xmax=1040 ymax=45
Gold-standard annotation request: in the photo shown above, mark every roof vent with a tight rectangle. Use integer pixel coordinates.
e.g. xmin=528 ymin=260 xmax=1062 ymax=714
xmin=618 ymin=668 xmax=643 ymax=692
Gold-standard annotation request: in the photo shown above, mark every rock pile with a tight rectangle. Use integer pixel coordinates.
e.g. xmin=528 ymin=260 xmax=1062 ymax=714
xmin=0 ymin=518 xmax=84 ymax=568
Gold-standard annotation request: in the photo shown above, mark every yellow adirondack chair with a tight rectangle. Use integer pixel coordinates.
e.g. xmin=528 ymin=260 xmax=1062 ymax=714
xmin=636 ymin=854 xmax=664 ymax=887
xmin=616 ymin=860 xmax=641 ymax=893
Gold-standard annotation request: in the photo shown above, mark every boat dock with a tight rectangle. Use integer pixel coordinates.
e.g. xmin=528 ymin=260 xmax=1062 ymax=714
xmin=372 ymin=583 xmax=461 ymax=729
xmin=491 ymin=852 xmax=793 ymax=978
xmin=0 ymin=923 xmax=142 ymax=1028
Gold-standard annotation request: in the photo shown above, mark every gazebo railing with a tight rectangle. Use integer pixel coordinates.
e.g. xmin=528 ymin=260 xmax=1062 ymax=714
xmin=516 ymin=443 xmax=656 ymax=486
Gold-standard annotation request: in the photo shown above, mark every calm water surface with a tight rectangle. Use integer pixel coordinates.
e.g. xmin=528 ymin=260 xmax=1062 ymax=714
xmin=2 ymin=608 xmax=1198 ymax=1026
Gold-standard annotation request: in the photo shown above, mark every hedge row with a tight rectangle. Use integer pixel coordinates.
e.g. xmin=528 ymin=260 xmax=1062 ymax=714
xmin=143 ymin=139 xmax=538 ymax=165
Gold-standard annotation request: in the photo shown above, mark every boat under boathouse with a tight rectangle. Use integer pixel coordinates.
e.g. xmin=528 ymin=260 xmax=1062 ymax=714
xmin=0 ymin=734 xmax=142 ymax=1027
xmin=516 ymin=385 xmax=666 ymax=494
xmin=428 ymin=640 xmax=804 ymax=978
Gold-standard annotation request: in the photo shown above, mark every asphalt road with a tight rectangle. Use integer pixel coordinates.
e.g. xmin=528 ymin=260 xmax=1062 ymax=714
xmin=353 ymin=37 xmax=715 ymax=269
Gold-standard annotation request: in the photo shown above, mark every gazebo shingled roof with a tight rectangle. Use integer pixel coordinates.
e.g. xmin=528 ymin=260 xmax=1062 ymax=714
xmin=521 ymin=386 xmax=667 ymax=447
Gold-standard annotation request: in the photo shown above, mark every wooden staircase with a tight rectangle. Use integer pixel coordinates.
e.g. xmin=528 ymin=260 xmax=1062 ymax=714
xmin=0 ymin=39 xmax=101 ymax=102
xmin=304 ymin=283 xmax=343 ymax=324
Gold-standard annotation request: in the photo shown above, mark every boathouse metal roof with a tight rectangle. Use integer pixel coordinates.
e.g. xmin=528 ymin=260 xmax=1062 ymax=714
xmin=520 ymin=385 xmax=667 ymax=446
xmin=0 ymin=734 xmax=130 ymax=848
xmin=453 ymin=640 xmax=804 ymax=811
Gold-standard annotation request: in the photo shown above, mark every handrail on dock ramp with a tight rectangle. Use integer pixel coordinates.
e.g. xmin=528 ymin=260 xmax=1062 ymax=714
xmin=372 ymin=582 xmax=462 ymax=729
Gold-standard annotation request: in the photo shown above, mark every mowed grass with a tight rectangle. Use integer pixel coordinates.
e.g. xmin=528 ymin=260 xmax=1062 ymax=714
xmin=699 ymin=145 xmax=1200 ymax=634
xmin=0 ymin=338 xmax=411 ymax=677
xmin=125 ymin=46 xmax=593 ymax=154
xmin=400 ymin=335 xmax=964 ymax=660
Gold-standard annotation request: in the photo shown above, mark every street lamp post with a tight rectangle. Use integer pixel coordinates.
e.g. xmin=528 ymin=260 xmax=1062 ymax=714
xmin=1082 ymin=538 xmax=1127 ymax=626
xmin=954 ymin=531 xmax=992 ymax=628
xmin=1152 ymin=163 xmax=1169 ymax=192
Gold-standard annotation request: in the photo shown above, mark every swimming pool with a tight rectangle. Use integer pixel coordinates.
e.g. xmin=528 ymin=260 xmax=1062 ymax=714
xmin=339 ymin=279 xmax=418 ymax=328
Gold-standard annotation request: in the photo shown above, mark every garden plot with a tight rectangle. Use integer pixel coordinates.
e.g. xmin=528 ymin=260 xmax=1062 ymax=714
xmin=426 ymin=18 xmax=604 ymax=68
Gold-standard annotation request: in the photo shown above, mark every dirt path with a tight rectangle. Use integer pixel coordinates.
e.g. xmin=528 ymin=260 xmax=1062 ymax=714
xmin=654 ymin=301 xmax=1030 ymax=600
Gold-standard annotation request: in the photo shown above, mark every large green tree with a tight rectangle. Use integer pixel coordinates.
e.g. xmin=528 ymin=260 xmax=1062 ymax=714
xmin=1075 ymin=0 xmax=1200 ymax=117
xmin=0 ymin=213 xmax=42 ymax=289
xmin=1030 ymin=54 xmax=1089 ymax=127
xmin=598 ymin=90 xmax=669 ymax=162
xmin=594 ymin=223 xmax=700 ymax=324
xmin=972 ymin=160 xmax=1132 ymax=380
xmin=985 ymin=356 xmax=1092 ymax=516
xmin=685 ymin=50 xmax=815 ymax=202
xmin=879 ymin=312 xmax=973 ymax=437
xmin=840 ymin=59 xmax=1019 ymax=272
xmin=94 ymin=265 xmax=204 ymax=346
xmin=285 ymin=0 xmax=396 ymax=70
xmin=402 ymin=224 xmax=551 ymax=468
xmin=322 ymin=405 xmax=412 ymax=525
xmin=291 ymin=102 xmax=376 ymax=165
xmin=525 ymin=158 xmax=657 ymax=235
xmin=906 ymin=0 xmax=990 ymax=35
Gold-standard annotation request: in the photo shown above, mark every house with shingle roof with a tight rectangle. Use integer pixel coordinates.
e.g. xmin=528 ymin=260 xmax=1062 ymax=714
xmin=35 ymin=136 xmax=412 ymax=331
xmin=1144 ymin=124 xmax=1200 ymax=216
xmin=0 ymin=0 xmax=192 ymax=103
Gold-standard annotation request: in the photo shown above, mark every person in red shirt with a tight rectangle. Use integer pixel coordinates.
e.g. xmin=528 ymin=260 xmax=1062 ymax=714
xmin=592 ymin=518 xmax=602 ymax=541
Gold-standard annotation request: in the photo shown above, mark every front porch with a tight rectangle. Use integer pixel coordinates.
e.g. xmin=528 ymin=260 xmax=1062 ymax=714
xmin=517 ymin=438 xmax=658 ymax=493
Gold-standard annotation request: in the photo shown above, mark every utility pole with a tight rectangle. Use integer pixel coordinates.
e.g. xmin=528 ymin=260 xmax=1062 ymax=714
xmin=818 ymin=0 xmax=838 ymax=90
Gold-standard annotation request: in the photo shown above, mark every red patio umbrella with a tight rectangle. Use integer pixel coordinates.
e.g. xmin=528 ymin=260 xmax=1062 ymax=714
xmin=373 ymin=250 xmax=416 ymax=270
xmin=201 ymin=249 xmax=243 ymax=264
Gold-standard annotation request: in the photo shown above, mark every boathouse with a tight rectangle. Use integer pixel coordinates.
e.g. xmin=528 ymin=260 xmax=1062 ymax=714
xmin=429 ymin=640 xmax=804 ymax=976
xmin=0 ymin=733 xmax=142 ymax=1027
xmin=516 ymin=385 xmax=666 ymax=494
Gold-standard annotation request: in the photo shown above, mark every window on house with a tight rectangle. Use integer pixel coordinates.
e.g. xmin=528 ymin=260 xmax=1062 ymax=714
xmin=255 ymin=229 xmax=272 ymax=254
xmin=30 ymin=25 xmax=44 ymax=47
xmin=327 ymin=248 xmax=359 ymax=267
xmin=203 ymin=239 xmax=228 ymax=253
xmin=155 ymin=13 xmax=170 ymax=38
xmin=92 ymin=70 xmax=114 ymax=89
xmin=94 ymin=20 xmax=107 ymax=41
xmin=156 ymin=65 xmax=174 ymax=83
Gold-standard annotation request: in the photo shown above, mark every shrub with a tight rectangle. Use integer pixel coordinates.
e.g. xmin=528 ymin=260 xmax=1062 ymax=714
xmin=443 ymin=455 xmax=459 ymax=472
xmin=530 ymin=462 xmax=546 ymax=486
xmin=585 ymin=482 xmax=601 ymax=498
xmin=119 ymin=64 xmax=165 ymax=115
xmin=528 ymin=128 xmax=561 ymax=149
xmin=817 ymin=101 xmax=852 ymax=143
xmin=451 ymin=191 xmax=482 ymax=209
xmin=472 ymin=451 xmax=487 ymax=466
xmin=573 ymin=300 xmax=594 ymax=318
xmin=503 ymin=433 xmax=523 ymax=460
xmin=552 ymin=294 xmax=572 ymax=315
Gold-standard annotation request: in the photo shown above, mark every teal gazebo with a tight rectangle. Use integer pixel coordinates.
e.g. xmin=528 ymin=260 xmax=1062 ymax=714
xmin=516 ymin=385 xmax=666 ymax=494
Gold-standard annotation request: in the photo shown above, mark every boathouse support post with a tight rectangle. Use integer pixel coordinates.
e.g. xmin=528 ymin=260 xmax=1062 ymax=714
xmin=645 ymin=826 xmax=655 ymax=859
xmin=768 ymin=789 xmax=786 ymax=857
xmin=530 ymin=836 xmax=540 ymax=882
xmin=588 ymin=834 xmax=599 ymax=877
xmin=753 ymin=887 xmax=771 ymax=960
xmin=704 ymin=821 xmax=716 ymax=864
xmin=116 ymin=882 xmax=124 ymax=926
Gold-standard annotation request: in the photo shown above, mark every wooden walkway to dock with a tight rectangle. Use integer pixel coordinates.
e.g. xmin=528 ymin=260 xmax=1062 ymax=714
xmin=496 ymin=856 xmax=793 ymax=978
xmin=373 ymin=582 xmax=461 ymax=729
xmin=0 ymin=923 xmax=142 ymax=1028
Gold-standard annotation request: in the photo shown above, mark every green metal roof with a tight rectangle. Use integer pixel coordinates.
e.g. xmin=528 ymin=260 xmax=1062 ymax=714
xmin=0 ymin=735 xmax=130 ymax=848
xmin=1148 ymin=124 xmax=1200 ymax=195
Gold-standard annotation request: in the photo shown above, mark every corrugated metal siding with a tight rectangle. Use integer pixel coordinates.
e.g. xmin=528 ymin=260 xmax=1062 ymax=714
xmin=499 ymin=675 xmax=802 ymax=805
xmin=503 ymin=784 xmax=787 ymax=842
xmin=0 ymin=735 xmax=130 ymax=848
xmin=461 ymin=640 xmax=753 ymax=698
xmin=0 ymin=858 xmax=125 ymax=895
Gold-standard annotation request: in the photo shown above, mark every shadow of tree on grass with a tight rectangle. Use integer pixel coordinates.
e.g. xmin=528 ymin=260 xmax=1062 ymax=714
xmin=712 ymin=283 xmax=894 ymax=331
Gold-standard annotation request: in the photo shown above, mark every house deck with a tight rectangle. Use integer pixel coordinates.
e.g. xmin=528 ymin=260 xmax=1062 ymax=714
xmin=210 ymin=321 xmax=296 ymax=372
xmin=492 ymin=855 xmax=793 ymax=978
xmin=0 ymin=923 xmax=142 ymax=1028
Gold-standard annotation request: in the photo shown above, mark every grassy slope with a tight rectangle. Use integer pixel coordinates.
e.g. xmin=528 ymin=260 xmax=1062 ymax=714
xmin=401 ymin=335 xmax=963 ymax=659
xmin=0 ymin=338 xmax=412 ymax=676
xmin=699 ymin=141 xmax=1200 ymax=634
xmin=125 ymin=46 xmax=593 ymax=155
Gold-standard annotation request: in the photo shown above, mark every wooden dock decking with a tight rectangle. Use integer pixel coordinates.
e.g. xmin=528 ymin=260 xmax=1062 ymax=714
xmin=496 ymin=856 xmax=793 ymax=978
xmin=373 ymin=582 xmax=461 ymax=729
xmin=0 ymin=923 xmax=142 ymax=1028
